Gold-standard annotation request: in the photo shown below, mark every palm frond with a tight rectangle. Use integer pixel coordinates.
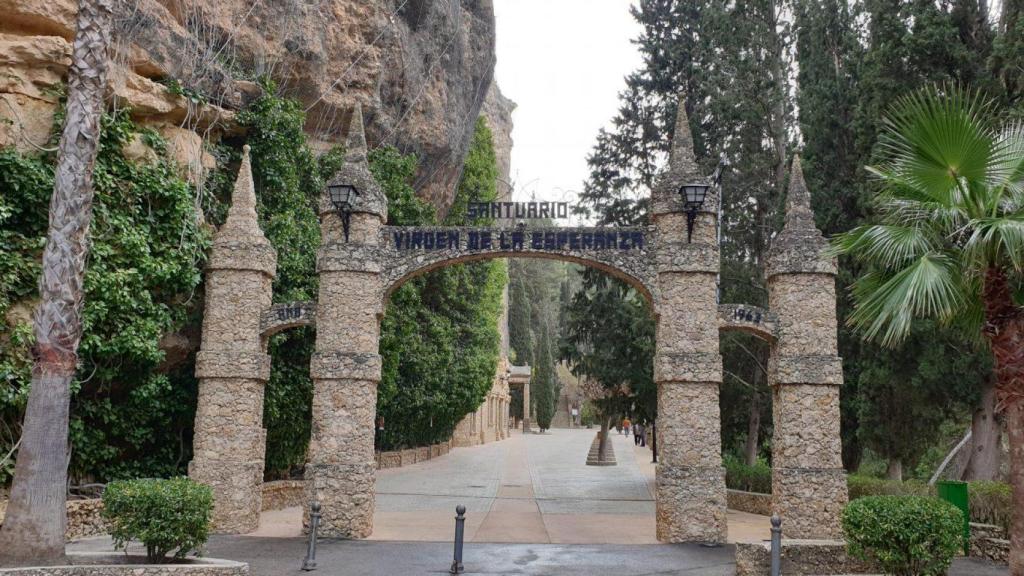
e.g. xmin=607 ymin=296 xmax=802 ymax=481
xmin=989 ymin=121 xmax=1024 ymax=209
xmin=964 ymin=215 xmax=1024 ymax=273
xmin=830 ymin=224 xmax=939 ymax=270
xmin=867 ymin=166 xmax=968 ymax=229
xmin=848 ymin=253 xmax=967 ymax=347
xmin=877 ymin=86 xmax=997 ymax=218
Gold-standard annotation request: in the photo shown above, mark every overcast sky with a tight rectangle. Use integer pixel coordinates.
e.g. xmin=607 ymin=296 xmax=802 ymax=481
xmin=493 ymin=0 xmax=643 ymax=224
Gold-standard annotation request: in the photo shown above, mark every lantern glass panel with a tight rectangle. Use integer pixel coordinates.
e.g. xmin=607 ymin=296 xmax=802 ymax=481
xmin=682 ymin=184 xmax=708 ymax=206
xmin=328 ymin=184 xmax=359 ymax=213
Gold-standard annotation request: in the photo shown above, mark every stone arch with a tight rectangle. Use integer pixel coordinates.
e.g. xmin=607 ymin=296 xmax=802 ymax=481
xmin=717 ymin=304 xmax=779 ymax=343
xmin=380 ymin=244 xmax=657 ymax=311
xmin=190 ymin=101 xmax=845 ymax=547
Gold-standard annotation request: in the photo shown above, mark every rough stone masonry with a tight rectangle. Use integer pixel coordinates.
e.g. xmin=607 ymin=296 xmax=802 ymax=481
xmin=189 ymin=98 xmax=846 ymax=544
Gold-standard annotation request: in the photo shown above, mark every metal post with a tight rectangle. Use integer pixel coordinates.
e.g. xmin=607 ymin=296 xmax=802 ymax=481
xmin=302 ymin=501 xmax=322 ymax=571
xmin=770 ymin=514 xmax=782 ymax=576
xmin=450 ymin=505 xmax=466 ymax=574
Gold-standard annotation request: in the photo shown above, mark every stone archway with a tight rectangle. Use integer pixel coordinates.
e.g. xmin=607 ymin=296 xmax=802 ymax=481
xmin=190 ymin=101 xmax=846 ymax=544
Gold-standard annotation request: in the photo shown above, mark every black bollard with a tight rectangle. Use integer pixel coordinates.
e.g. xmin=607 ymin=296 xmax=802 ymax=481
xmin=302 ymin=501 xmax=322 ymax=571
xmin=450 ymin=505 xmax=466 ymax=574
xmin=770 ymin=514 xmax=782 ymax=576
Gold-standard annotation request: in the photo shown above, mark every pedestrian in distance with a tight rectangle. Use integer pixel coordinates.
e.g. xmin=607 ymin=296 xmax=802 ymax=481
xmin=622 ymin=416 xmax=631 ymax=436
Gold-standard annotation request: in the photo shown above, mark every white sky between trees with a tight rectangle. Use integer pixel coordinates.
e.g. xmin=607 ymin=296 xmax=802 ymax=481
xmin=493 ymin=0 xmax=643 ymax=225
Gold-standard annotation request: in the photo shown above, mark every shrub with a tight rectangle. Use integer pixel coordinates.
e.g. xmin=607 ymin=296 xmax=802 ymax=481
xmin=102 ymin=477 xmax=213 ymax=562
xmin=723 ymin=454 xmax=772 ymax=494
xmin=968 ymin=480 xmax=1012 ymax=532
xmin=847 ymin=474 xmax=933 ymax=500
xmin=842 ymin=495 xmax=964 ymax=576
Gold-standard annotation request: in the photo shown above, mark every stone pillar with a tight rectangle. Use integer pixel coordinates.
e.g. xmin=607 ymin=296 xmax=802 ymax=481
xmin=766 ymin=157 xmax=846 ymax=539
xmin=306 ymin=106 xmax=389 ymax=538
xmin=652 ymin=100 xmax=727 ymax=543
xmin=190 ymin=146 xmax=277 ymax=534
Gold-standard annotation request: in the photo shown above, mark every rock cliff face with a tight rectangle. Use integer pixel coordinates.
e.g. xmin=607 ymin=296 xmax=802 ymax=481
xmin=0 ymin=0 xmax=497 ymax=210
xmin=481 ymin=82 xmax=515 ymax=202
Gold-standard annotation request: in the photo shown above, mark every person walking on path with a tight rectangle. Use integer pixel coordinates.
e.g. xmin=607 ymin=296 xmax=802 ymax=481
xmin=622 ymin=417 xmax=631 ymax=436
xmin=640 ymin=422 xmax=648 ymax=447
xmin=633 ymin=422 xmax=643 ymax=446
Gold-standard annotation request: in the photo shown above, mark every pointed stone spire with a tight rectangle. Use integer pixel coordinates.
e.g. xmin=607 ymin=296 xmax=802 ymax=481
xmin=766 ymin=155 xmax=834 ymax=277
xmin=319 ymin=103 xmax=388 ymax=225
xmin=345 ymin=104 xmax=368 ymax=164
xmin=783 ymin=156 xmax=816 ymax=230
xmin=652 ymin=94 xmax=710 ymax=217
xmin=219 ymin=145 xmax=269 ymax=243
xmin=669 ymin=95 xmax=697 ymax=170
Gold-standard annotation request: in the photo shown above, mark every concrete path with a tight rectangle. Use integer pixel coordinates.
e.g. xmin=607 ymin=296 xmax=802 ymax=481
xmin=65 ymin=428 xmax=1008 ymax=574
xmin=67 ymin=536 xmax=1007 ymax=576
xmin=250 ymin=428 xmax=770 ymax=544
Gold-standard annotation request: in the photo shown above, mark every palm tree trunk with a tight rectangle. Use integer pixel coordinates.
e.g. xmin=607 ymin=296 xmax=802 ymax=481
xmin=0 ymin=0 xmax=114 ymax=566
xmin=982 ymin=268 xmax=1024 ymax=575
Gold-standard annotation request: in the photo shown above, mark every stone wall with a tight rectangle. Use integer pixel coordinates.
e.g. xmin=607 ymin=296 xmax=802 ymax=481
xmin=260 ymin=481 xmax=305 ymax=512
xmin=735 ymin=540 xmax=877 ymax=576
xmin=0 ymin=498 xmax=107 ymax=541
xmin=726 ymin=489 xmax=772 ymax=516
xmin=452 ymin=356 xmax=511 ymax=447
xmin=970 ymin=522 xmax=1010 ymax=564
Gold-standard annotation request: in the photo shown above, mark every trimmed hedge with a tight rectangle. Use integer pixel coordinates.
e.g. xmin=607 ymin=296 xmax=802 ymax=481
xmin=719 ymin=464 xmax=1010 ymax=532
xmin=723 ymin=454 xmax=772 ymax=494
xmin=967 ymin=480 xmax=1012 ymax=532
xmin=847 ymin=474 xmax=932 ymax=500
xmin=102 ymin=477 xmax=213 ymax=562
xmin=842 ymin=495 xmax=964 ymax=576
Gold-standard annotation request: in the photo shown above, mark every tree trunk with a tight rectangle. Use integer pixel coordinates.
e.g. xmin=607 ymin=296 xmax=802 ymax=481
xmin=962 ymin=377 xmax=1002 ymax=481
xmin=886 ymin=458 xmax=903 ymax=481
xmin=598 ymin=417 xmax=610 ymax=462
xmin=1008 ymin=401 xmax=1024 ymax=575
xmin=982 ymin=267 xmax=1024 ymax=575
xmin=0 ymin=0 xmax=114 ymax=566
xmin=745 ymin=371 xmax=763 ymax=466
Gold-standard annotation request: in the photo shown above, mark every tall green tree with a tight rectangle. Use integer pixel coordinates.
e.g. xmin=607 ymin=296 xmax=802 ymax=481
xmin=560 ymin=272 xmax=656 ymax=458
xmin=833 ymin=86 xmax=1024 ymax=572
xmin=533 ymin=327 xmax=557 ymax=431
xmin=375 ymin=118 xmax=506 ymax=450
xmin=990 ymin=0 xmax=1024 ymax=113
xmin=508 ymin=273 xmax=532 ymax=365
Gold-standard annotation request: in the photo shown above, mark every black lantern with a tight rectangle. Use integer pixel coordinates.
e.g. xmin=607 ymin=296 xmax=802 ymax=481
xmin=679 ymin=183 xmax=709 ymax=243
xmin=328 ymin=183 xmax=359 ymax=242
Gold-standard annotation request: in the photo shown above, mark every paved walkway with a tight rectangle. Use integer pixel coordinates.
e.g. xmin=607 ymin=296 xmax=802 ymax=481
xmin=66 ymin=428 xmax=1008 ymax=574
xmin=251 ymin=427 xmax=769 ymax=544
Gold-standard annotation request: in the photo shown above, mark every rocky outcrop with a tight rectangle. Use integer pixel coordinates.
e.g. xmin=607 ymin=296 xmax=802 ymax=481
xmin=1 ymin=0 xmax=496 ymax=210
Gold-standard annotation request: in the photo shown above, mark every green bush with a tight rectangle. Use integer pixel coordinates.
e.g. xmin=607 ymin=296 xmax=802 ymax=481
xmin=968 ymin=480 xmax=1012 ymax=532
xmin=847 ymin=474 xmax=933 ymax=500
xmin=102 ymin=477 xmax=213 ymax=562
xmin=842 ymin=495 xmax=964 ymax=576
xmin=723 ymin=454 xmax=772 ymax=494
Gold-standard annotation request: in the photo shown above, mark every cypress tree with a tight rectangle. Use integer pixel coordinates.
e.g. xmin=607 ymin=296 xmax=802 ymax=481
xmin=508 ymin=267 xmax=533 ymax=366
xmin=533 ymin=327 xmax=557 ymax=431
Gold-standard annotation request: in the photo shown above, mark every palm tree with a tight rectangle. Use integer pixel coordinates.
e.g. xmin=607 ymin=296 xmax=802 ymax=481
xmin=0 ymin=0 xmax=115 ymax=566
xmin=833 ymin=85 xmax=1024 ymax=574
